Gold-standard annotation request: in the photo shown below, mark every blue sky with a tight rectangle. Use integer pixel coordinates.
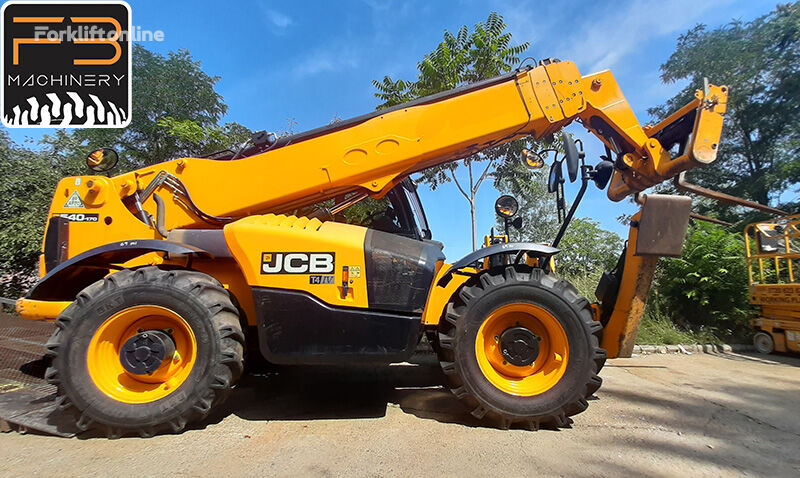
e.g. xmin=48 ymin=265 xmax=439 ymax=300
xmin=5 ymin=0 xmax=777 ymax=259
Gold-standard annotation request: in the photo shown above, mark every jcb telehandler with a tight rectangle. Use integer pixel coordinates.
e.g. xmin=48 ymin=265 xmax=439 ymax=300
xmin=13 ymin=59 xmax=728 ymax=437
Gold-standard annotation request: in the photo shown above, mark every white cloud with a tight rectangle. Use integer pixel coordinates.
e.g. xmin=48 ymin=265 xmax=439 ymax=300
xmin=499 ymin=0 xmax=734 ymax=72
xmin=261 ymin=6 xmax=293 ymax=30
xmin=291 ymin=46 xmax=360 ymax=77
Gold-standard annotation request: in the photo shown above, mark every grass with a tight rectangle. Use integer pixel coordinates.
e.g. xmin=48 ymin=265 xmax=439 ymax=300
xmin=560 ymin=271 xmax=602 ymax=301
xmin=637 ymin=315 xmax=700 ymax=345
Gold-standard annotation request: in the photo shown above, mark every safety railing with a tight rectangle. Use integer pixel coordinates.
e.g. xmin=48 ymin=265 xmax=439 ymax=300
xmin=744 ymin=214 xmax=800 ymax=306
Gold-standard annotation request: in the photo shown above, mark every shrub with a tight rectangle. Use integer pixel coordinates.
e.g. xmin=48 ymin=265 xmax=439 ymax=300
xmin=653 ymin=221 xmax=752 ymax=341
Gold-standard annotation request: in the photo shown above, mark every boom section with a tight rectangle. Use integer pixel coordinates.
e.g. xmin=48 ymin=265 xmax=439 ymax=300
xmin=104 ymin=60 xmax=725 ymax=231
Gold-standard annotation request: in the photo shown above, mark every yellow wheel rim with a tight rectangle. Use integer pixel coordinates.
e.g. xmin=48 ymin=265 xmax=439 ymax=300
xmin=475 ymin=303 xmax=569 ymax=396
xmin=87 ymin=305 xmax=197 ymax=404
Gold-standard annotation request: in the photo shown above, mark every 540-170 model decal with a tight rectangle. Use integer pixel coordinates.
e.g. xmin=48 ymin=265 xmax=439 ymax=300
xmin=54 ymin=213 xmax=99 ymax=222
xmin=261 ymin=252 xmax=335 ymax=274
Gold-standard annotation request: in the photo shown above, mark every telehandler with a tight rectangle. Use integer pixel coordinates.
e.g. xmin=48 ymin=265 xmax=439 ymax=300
xmin=12 ymin=58 xmax=728 ymax=437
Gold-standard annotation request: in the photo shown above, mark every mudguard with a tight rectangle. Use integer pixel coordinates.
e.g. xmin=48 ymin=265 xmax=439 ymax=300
xmin=437 ymin=242 xmax=560 ymax=286
xmin=26 ymin=239 xmax=211 ymax=301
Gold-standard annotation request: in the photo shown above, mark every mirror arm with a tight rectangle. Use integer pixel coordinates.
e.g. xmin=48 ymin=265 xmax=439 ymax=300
xmin=551 ymin=167 xmax=591 ymax=248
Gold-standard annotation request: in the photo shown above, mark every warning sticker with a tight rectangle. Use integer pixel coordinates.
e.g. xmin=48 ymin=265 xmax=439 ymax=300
xmin=63 ymin=190 xmax=84 ymax=209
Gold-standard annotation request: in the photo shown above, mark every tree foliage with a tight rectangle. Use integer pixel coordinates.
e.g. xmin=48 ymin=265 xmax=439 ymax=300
xmin=651 ymin=222 xmax=752 ymax=340
xmin=372 ymin=12 xmax=536 ymax=250
xmin=65 ymin=44 xmax=249 ymax=169
xmin=0 ymin=131 xmax=75 ymax=296
xmin=373 ymin=12 xmax=527 ymax=108
xmin=556 ymin=218 xmax=624 ymax=277
xmin=649 ymin=3 xmax=800 ymax=220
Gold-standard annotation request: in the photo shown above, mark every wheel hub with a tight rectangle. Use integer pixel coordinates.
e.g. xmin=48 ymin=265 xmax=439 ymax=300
xmin=499 ymin=326 xmax=540 ymax=366
xmin=119 ymin=330 xmax=175 ymax=375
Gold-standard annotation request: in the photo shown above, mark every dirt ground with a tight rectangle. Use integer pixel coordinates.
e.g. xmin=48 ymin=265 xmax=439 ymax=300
xmin=1 ymin=349 xmax=799 ymax=477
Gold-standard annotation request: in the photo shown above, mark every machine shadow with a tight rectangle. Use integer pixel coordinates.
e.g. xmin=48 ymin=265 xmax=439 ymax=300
xmin=587 ymin=383 xmax=800 ymax=476
xmin=195 ymin=353 xmax=493 ymax=430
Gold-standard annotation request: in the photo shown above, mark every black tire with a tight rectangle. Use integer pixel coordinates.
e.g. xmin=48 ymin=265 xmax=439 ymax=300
xmin=45 ymin=267 xmax=244 ymax=438
xmin=436 ymin=266 xmax=606 ymax=430
xmin=753 ymin=331 xmax=775 ymax=354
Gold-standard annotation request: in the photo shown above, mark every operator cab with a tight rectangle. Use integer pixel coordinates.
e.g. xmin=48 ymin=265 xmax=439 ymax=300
xmin=334 ymin=178 xmax=433 ymax=242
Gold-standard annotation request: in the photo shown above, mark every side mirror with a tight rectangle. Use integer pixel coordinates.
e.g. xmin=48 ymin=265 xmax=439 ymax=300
xmin=521 ymin=149 xmax=545 ymax=170
xmin=511 ymin=216 xmax=523 ymax=230
xmin=495 ymin=195 xmax=519 ymax=218
xmin=561 ymin=131 xmax=580 ymax=182
xmin=547 ymin=160 xmax=563 ymax=193
xmin=86 ymin=147 xmax=119 ymax=173
xmin=593 ymin=160 xmax=614 ymax=189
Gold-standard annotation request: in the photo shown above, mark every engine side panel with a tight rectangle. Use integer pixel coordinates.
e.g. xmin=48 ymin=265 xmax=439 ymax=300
xmin=224 ymin=214 xmax=370 ymax=309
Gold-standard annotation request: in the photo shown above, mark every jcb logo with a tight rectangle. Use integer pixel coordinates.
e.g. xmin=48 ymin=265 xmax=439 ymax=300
xmin=261 ymin=252 xmax=335 ymax=274
xmin=1 ymin=1 xmax=131 ymax=128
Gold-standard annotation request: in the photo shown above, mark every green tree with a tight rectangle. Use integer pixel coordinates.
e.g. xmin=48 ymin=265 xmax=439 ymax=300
xmin=649 ymin=3 xmax=800 ymax=221
xmin=373 ymin=12 xmax=535 ymax=250
xmin=556 ymin=218 xmax=624 ymax=277
xmin=64 ymin=44 xmax=249 ymax=168
xmin=0 ymin=131 xmax=74 ymax=297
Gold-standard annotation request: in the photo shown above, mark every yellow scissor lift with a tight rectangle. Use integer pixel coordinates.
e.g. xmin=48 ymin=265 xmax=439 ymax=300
xmin=746 ymin=214 xmax=800 ymax=354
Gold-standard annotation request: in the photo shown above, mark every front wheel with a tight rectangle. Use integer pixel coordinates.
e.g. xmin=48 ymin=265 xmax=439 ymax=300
xmin=45 ymin=267 xmax=244 ymax=438
xmin=436 ymin=266 xmax=605 ymax=429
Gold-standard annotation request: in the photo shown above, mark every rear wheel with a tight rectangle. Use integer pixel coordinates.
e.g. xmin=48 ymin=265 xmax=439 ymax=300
xmin=753 ymin=331 xmax=775 ymax=354
xmin=45 ymin=267 xmax=244 ymax=437
xmin=436 ymin=266 xmax=605 ymax=429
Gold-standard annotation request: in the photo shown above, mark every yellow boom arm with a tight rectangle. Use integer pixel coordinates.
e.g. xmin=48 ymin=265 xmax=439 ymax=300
xmin=71 ymin=59 xmax=726 ymax=236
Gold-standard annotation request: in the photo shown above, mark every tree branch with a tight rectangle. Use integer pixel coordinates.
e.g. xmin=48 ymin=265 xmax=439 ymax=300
xmin=473 ymin=157 xmax=497 ymax=193
xmin=450 ymin=168 xmax=470 ymax=201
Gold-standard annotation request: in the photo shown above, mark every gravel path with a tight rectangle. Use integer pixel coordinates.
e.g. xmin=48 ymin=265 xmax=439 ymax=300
xmin=1 ymin=348 xmax=799 ymax=477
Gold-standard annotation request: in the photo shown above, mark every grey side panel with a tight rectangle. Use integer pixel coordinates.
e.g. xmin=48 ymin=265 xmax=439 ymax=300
xmin=167 ymin=229 xmax=232 ymax=259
